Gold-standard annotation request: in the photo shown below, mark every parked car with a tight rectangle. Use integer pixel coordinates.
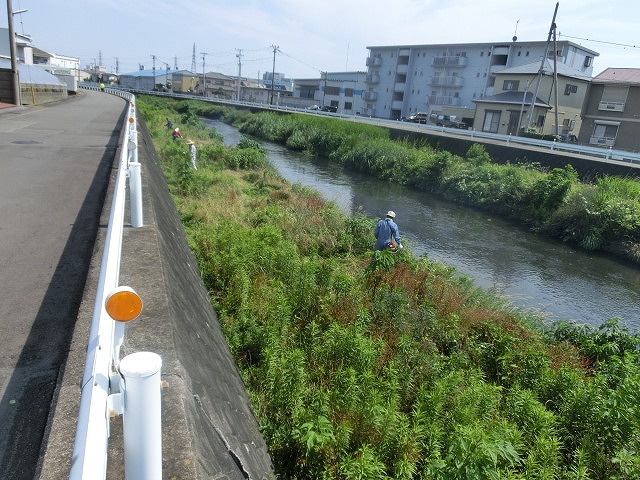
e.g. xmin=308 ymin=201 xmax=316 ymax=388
xmin=429 ymin=113 xmax=467 ymax=129
xmin=321 ymin=105 xmax=338 ymax=112
xmin=306 ymin=105 xmax=321 ymax=110
xmin=403 ymin=112 xmax=429 ymax=124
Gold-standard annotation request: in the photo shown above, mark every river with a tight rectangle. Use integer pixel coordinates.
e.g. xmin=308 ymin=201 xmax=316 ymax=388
xmin=203 ymin=118 xmax=640 ymax=330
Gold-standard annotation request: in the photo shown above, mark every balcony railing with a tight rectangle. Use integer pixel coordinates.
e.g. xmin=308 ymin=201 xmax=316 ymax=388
xmin=363 ymin=91 xmax=378 ymax=102
xmin=365 ymin=74 xmax=380 ymax=85
xmin=428 ymin=95 xmax=462 ymax=106
xmin=430 ymin=76 xmax=464 ymax=88
xmin=366 ymin=56 xmax=382 ymax=67
xmin=432 ymin=56 xmax=467 ymax=67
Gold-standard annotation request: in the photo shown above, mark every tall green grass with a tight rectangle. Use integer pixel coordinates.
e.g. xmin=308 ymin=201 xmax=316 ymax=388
xmin=235 ymin=109 xmax=640 ymax=263
xmin=137 ymin=95 xmax=640 ymax=479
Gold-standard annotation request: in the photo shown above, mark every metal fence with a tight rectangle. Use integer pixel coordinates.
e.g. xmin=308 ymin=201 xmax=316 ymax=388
xmin=70 ymin=86 xmax=161 ymax=479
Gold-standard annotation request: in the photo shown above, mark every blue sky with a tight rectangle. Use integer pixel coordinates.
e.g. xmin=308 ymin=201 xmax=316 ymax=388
xmin=4 ymin=0 xmax=639 ymax=78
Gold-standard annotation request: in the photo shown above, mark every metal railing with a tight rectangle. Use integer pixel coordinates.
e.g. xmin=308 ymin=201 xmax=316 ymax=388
xmin=71 ymin=86 xmax=161 ymax=479
xmin=104 ymin=85 xmax=640 ymax=166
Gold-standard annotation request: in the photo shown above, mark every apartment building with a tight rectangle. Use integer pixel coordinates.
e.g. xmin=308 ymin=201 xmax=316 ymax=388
xmin=363 ymin=40 xmax=598 ymax=121
xmin=579 ymin=68 xmax=640 ymax=151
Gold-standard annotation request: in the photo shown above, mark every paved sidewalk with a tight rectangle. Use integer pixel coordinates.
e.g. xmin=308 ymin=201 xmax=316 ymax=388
xmin=0 ymin=91 xmax=126 ymax=479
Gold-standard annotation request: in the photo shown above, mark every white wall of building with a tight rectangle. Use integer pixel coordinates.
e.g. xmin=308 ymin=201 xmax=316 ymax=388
xmin=363 ymin=41 xmax=598 ymax=120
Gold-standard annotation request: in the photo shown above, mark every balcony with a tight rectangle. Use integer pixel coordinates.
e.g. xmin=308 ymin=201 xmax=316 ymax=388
xmin=392 ymin=100 xmax=404 ymax=110
xmin=428 ymin=95 xmax=462 ymax=106
xmin=430 ymin=76 xmax=464 ymax=88
xmin=366 ymin=56 xmax=382 ymax=67
xmin=365 ymin=74 xmax=380 ymax=85
xmin=394 ymin=82 xmax=406 ymax=92
xmin=396 ymin=64 xmax=408 ymax=74
xmin=598 ymin=101 xmax=625 ymax=112
xmin=431 ymin=56 xmax=467 ymax=68
xmin=363 ymin=91 xmax=378 ymax=102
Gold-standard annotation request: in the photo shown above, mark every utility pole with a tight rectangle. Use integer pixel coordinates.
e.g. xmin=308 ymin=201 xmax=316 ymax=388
xmin=236 ymin=49 xmax=243 ymax=101
xmin=200 ymin=52 xmax=208 ymax=97
xmin=191 ymin=43 xmax=197 ymax=72
xmin=151 ymin=54 xmax=157 ymax=90
xmin=270 ymin=44 xmax=279 ymax=105
xmin=114 ymin=57 xmax=119 ymax=75
xmin=322 ymin=71 xmax=327 ymax=107
xmin=524 ymin=2 xmax=559 ymax=133
xmin=6 ymin=0 xmax=21 ymax=105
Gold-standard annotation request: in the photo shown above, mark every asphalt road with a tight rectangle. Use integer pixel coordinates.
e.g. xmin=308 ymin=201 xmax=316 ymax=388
xmin=0 ymin=91 xmax=126 ymax=479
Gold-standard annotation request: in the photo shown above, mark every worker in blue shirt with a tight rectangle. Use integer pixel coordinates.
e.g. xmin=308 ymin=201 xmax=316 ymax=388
xmin=374 ymin=210 xmax=403 ymax=251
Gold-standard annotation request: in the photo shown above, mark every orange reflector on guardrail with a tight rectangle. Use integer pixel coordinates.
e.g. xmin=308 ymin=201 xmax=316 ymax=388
xmin=105 ymin=286 xmax=143 ymax=322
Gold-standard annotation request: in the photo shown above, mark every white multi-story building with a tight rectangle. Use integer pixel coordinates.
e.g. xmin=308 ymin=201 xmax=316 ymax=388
xmin=363 ymin=40 xmax=599 ymax=121
xmin=293 ymin=71 xmax=367 ymax=114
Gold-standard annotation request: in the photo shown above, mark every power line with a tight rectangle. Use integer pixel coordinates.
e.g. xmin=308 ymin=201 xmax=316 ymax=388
xmin=559 ymin=33 xmax=640 ymax=49
xmin=277 ymin=49 xmax=323 ymax=73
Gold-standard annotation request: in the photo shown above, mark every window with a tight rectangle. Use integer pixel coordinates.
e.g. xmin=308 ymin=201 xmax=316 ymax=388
xmin=324 ymin=86 xmax=339 ymax=95
xmin=593 ymin=122 xmax=619 ymax=139
xmin=564 ymin=84 xmax=578 ymax=95
xmin=345 ymin=88 xmax=354 ymax=97
xmin=536 ymin=115 xmax=546 ymax=128
xmin=503 ymin=80 xmax=520 ymax=91
xmin=602 ymin=85 xmax=628 ymax=103
xmin=482 ymin=111 xmax=501 ymax=133
xmin=584 ymin=56 xmax=592 ymax=67
xmin=344 ymin=101 xmax=352 ymax=110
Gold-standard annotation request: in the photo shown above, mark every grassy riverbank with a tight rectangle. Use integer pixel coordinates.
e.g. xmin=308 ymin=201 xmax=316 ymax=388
xmin=182 ymin=101 xmax=640 ymax=264
xmin=138 ymin=95 xmax=640 ymax=479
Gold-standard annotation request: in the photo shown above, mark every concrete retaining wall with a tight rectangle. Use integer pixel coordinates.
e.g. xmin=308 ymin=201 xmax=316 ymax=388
xmin=115 ymin=115 xmax=273 ymax=479
xmin=388 ymin=128 xmax=640 ymax=180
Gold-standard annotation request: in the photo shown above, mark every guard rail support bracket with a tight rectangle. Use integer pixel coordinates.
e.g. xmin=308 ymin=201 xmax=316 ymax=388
xmin=107 ymin=392 xmax=124 ymax=418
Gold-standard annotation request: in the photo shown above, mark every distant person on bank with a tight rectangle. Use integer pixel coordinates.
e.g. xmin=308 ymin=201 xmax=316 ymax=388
xmin=374 ymin=210 xmax=403 ymax=251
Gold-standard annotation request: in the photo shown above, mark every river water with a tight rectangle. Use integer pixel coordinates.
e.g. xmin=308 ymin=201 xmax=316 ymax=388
xmin=204 ymin=118 xmax=640 ymax=330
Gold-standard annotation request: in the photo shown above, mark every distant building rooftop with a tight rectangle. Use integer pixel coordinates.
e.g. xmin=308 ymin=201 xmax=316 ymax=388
xmin=593 ymin=68 xmax=640 ymax=84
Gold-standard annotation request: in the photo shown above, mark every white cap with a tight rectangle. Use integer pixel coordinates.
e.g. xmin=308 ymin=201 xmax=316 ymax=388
xmin=386 ymin=211 xmax=396 ymax=218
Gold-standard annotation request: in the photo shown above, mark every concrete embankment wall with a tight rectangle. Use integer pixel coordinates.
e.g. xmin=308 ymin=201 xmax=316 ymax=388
xmin=40 ymin=113 xmax=273 ymax=479
xmin=118 ymin=115 xmax=273 ymax=479
xmin=387 ymin=127 xmax=640 ymax=180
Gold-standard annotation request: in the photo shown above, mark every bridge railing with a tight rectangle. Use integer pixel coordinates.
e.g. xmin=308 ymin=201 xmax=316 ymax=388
xmin=70 ymin=87 xmax=161 ymax=479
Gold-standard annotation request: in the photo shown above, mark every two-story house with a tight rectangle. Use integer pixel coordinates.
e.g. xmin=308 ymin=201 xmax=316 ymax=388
xmin=472 ymin=59 xmax=591 ymax=136
xmin=579 ymin=68 xmax=640 ymax=151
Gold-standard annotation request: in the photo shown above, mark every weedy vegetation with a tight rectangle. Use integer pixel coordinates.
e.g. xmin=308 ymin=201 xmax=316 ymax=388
xmin=138 ymin=95 xmax=640 ymax=479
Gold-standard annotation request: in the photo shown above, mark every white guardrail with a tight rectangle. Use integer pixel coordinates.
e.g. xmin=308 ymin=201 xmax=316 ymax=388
xmin=71 ymin=85 xmax=162 ymax=479
xmin=112 ymin=85 xmax=640 ymax=166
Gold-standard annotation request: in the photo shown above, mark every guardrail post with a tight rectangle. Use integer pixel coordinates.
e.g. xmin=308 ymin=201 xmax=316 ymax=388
xmin=120 ymin=352 xmax=163 ymax=480
xmin=129 ymin=161 xmax=144 ymax=228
